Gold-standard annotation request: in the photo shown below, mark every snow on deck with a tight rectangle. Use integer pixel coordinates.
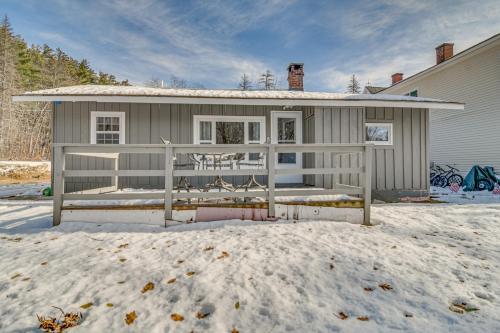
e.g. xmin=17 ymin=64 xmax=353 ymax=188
xmin=1 ymin=200 xmax=499 ymax=332
xmin=18 ymin=84 xmax=454 ymax=103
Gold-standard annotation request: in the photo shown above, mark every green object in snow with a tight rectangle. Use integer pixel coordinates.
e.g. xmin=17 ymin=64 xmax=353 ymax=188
xmin=42 ymin=186 xmax=52 ymax=197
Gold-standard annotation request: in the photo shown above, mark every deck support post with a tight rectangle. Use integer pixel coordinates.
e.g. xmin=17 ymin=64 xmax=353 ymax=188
xmin=363 ymin=145 xmax=373 ymax=226
xmin=53 ymin=145 xmax=65 ymax=226
xmin=267 ymin=144 xmax=276 ymax=218
xmin=164 ymin=143 xmax=174 ymax=224
xmin=111 ymin=154 xmax=119 ymax=191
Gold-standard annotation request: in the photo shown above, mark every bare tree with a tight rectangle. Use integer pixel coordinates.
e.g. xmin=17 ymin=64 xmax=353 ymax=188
xmin=259 ymin=70 xmax=276 ymax=90
xmin=145 ymin=77 xmax=164 ymax=88
xmin=169 ymin=76 xmax=188 ymax=88
xmin=238 ymin=73 xmax=252 ymax=90
xmin=346 ymin=74 xmax=361 ymax=94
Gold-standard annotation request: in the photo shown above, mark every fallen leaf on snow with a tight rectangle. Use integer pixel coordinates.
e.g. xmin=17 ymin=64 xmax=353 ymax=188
xmin=171 ymin=313 xmax=184 ymax=321
xmin=196 ymin=311 xmax=210 ymax=319
xmin=217 ymin=251 xmax=230 ymax=259
xmin=106 ymin=303 xmax=114 ymax=307
xmin=167 ymin=278 xmax=176 ymax=284
xmin=231 ymin=327 xmax=239 ymax=333
xmin=186 ymin=271 xmax=195 ymax=277
xmin=37 ymin=308 xmax=82 ymax=332
xmin=337 ymin=312 xmax=348 ymax=320
xmin=177 ymin=260 xmax=184 ymax=264
xmin=41 ymin=262 xmax=48 ymax=266
xmin=141 ymin=282 xmax=155 ymax=293
xmin=80 ymin=303 xmax=93 ymax=309
xmin=118 ymin=243 xmax=129 ymax=248
xmin=329 ymin=263 xmax=334 ymax=270
xmin=204 ymin=246 xmax=214 ymax=251
xmin=379 ymin=283 xmax=393 ymax=291
xmin=357 ymin=316 xmax=369 ymax=321
xmin=119 ymin=258 xmax=127 ymax=262
xmin=364 ymin=287 xmax=374 ymax=292
xmin=450 ymin=301 xmax=479 ymax=314
xmin=22 ymin=277 xmax=31 ymax=281
xmin=235 ymin=302 xmax=240 ymax=310
xmin=125 ymin=311 xmax=137 ymax=325
xmin=11 ymin=273 xmax=21 ymax=279
xmin=117 ymin=281 xmax=126 ymax=284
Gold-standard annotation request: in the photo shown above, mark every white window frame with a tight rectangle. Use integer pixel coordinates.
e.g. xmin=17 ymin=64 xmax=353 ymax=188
xmin=193 ymin=115 xmax=266 ymax=162
xmin=365 ymin=122 xmax=393 ymax=145
xmin=90 ymin=111 xmax=125 ymax=144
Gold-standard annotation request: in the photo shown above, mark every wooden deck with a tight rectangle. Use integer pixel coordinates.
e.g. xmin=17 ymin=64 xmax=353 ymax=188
xmin=53 ymin=143 xmax=373 ymax=225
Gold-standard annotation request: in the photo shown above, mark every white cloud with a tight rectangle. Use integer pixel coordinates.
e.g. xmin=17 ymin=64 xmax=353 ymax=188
xmin=313 ymin=0 xmax=500 ymax=91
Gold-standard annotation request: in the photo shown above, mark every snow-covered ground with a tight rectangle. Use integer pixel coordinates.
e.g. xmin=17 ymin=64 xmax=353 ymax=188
xmin=430 ymin=186 xmax=500 ymax=204
xmin=1 ymin=200 xmax=499 ymax=332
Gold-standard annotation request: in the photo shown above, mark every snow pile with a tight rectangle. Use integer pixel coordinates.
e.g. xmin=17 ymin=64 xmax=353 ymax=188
xmin=0 ymin=161 xmax=50 ymax=188
xmin=1 ymin=201 xmax=500 ymax=332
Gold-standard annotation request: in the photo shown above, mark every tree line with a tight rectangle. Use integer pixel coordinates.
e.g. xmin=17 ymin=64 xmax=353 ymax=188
xmin=0 ymin=15 xmax=128 ymax=160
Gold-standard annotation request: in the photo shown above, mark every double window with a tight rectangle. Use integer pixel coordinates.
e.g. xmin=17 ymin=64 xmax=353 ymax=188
xmin=193 ymin=116 xmax=266 ymax=161
xmin=90 ymin=111 xmax=125 ymax=144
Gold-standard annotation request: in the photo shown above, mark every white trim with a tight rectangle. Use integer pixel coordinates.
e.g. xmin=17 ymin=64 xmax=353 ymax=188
xmin=365 ymin=123 xmax=393 ymax=146
xmin=271 ymin=111 xmax=303 ymax=183
xmin=12 ymin=95 xmax=464 ymax=110
xmin=90 ymin=111 xmax=125 ymax=144
xmin=192 ymin=115 xmax=266 ymax=162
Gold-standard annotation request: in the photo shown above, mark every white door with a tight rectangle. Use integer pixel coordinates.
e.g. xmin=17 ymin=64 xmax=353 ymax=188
xmin=271 ymin=111 xmax=302 ymax=184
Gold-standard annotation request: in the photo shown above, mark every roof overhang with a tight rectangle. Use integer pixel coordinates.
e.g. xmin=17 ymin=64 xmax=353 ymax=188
xmin=12 ymin=95 xmax=464 ymax=110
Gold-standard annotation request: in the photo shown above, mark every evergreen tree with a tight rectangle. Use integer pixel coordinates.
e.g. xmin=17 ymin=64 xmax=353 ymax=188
xmin=77 ymin=59 xmax=96 ymax=84
xmin=259 ymin=70 xmax=276 ymax=90
xmin=346 ymin=74 xmax=361 ymax=94
xmin=0 ymin=14 xmax=130 ymax=159
xmin=238 ymin=73 xmax=252 ymax=90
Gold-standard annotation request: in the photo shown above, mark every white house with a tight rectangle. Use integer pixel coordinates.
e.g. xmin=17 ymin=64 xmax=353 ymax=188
xmin=374 ymin=33 xmax=500 ymax=176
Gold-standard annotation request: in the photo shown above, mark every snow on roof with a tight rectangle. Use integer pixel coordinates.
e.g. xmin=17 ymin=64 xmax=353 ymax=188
xmin=13 ymin=85 xmax=464 ymax=109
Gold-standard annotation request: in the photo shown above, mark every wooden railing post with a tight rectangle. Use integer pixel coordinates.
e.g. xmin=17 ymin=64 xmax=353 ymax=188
xmin=267 ymin=144 xmax=276 ymax=218
xmin=53 ymin=145 xmax=65 ymax=226
xmin=111 ymin=153 xmax=119 ymax=191
xmin=164 ymin=143 xmax=174 ymax=223
xmin=363 ymin=145 xmax=373 ymax=226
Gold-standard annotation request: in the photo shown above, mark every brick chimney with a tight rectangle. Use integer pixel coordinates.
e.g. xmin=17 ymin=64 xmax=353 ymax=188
xmin=435 ymin=43 xmax=454 ymax=64
xmin=287 ymin=63 xmax=304 ymax=91
xmin=391 ymin=73 xmax=403 ymax=85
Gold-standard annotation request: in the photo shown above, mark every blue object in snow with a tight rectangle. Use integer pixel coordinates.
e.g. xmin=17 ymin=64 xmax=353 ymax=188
xmin=462 ymin=165 xmax=499 ymax=191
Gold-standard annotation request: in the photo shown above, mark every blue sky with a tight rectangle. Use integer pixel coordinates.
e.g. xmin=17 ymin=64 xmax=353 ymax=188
xmin=3 ymin=0 xmax=500 ymax=91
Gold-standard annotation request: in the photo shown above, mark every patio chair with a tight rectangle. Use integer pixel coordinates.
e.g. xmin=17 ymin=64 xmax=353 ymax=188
xmin=235 ymin=152 xmax=266 ymax=191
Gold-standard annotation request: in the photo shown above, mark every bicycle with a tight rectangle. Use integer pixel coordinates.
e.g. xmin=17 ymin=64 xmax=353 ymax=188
xmin=430 ymin=164 xmax=463 ymax=188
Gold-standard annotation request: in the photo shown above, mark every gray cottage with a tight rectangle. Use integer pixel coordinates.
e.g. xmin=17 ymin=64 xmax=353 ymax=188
xmin=14 ymin=64 xmax=462 ymax=224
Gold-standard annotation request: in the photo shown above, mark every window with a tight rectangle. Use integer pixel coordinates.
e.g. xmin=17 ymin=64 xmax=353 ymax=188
xmin=404 ymin=89 xmax=418 ymax=97
xmin=193 ymin=115 xmax=266 ymax=161
xmin=365 ymin=123 xmax=393 ymax=145
xmin=91 ymin=112 xmax=125 ymax=144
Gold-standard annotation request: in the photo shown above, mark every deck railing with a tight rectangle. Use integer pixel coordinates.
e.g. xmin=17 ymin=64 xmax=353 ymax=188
xmin=52 ymin=143 xmax=373 ymax=226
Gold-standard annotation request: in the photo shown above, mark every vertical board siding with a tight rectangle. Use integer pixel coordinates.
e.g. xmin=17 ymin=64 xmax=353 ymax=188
xmin=313 ymin=107 xmax=364 ymax=188
xmin=56 ymin=102 xmax=303 ymax=191
xmin=55 ymin=103 xmax=429 ymax=192
xmin=366 ymin=107 xmax=429 ymax=191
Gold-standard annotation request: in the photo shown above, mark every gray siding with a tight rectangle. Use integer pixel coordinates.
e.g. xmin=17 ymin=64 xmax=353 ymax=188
xmin=54 ymin=102 xmax=309 ymax=191
xmin=313 ymin=106 xmax=429 ymax=191
xmin=54 ymin=102 xmax=429 ymax=193
xmin=366 ymin=107 xmax=429 ymax=191
xmin=313 ymin=107 xmax=364 ymax=188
